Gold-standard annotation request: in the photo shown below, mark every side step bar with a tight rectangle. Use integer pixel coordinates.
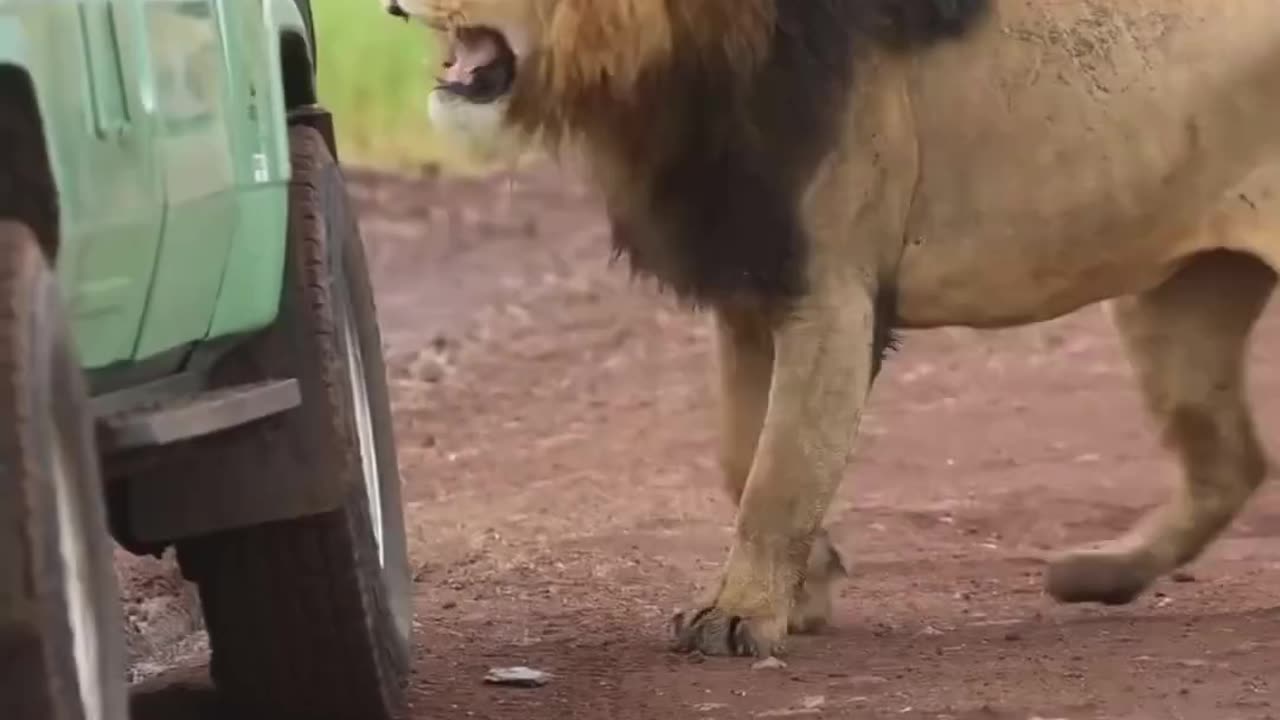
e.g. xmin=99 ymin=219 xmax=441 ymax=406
xmin=96 ymin=378 xmax=302 ymax=452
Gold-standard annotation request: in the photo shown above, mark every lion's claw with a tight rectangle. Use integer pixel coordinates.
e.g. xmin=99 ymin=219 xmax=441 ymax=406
xmin=671 ymin=607 xmax=774 ymax=657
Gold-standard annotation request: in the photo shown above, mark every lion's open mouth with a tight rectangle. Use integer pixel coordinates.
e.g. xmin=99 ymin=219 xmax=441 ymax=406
xmin=436 ymin=26 xmax=516 ymax=104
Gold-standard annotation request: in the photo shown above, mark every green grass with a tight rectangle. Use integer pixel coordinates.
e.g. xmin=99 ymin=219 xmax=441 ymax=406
xmin=311 ymin=0 xmax=463 ymax=170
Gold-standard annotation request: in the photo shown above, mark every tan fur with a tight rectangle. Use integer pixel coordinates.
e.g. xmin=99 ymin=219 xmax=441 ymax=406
xmin=394 ymin=0 xmax=1280 ymax=659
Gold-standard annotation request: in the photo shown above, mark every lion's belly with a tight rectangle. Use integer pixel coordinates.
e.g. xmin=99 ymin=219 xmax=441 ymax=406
xmin=890 ymin=0 xmax=1280 ymax=329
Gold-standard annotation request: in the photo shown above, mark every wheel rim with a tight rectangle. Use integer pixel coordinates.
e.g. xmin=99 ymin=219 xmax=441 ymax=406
xmin=49 ymin=425 xmax=106 ymax=720
xmin=339 ymin=283 xmax=387 ymax=568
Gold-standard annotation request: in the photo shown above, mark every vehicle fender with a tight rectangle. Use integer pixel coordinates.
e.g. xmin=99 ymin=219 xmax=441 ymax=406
xmin=262 ymin=0 xmax=330 ymax=157
xmin=204 ymin=0 xmax=330 ymax=343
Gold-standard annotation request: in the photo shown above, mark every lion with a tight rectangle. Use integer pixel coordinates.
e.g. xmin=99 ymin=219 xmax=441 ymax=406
xmin=384 ymin=0 xmax=1280 ymax=659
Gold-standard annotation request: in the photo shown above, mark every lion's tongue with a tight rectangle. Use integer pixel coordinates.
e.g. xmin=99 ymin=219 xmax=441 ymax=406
xmin=443 ymin=31 xmax=502 ymax=85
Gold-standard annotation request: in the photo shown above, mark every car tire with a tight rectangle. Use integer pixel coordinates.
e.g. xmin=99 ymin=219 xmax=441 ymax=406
xmin=0 ymin=221 xmax=129 ymax=720
xmin=176 ymin=126 xmax=412 ymax=720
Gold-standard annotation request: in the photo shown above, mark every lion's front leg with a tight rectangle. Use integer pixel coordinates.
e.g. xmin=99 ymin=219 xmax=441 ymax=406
xmin=708 ymin=306 xmax=848 ymax=635
xmin=673 ymin=288 xmax=876 ymax=658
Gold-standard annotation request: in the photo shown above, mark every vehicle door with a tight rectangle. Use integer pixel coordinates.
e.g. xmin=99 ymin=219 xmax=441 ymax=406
xmin=58 ymin=0 xmax=166 ymax=368
xmin=131 ymin=0 xmax=238 ymax=359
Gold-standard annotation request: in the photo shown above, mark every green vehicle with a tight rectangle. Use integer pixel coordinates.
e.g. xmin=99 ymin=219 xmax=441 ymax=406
xmin=0 ymin=2 xmax=413 ymax=719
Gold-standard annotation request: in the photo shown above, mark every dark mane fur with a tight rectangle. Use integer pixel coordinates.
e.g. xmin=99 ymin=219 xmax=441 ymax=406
xmin=515 ymin=0 xmax=991 ymax=309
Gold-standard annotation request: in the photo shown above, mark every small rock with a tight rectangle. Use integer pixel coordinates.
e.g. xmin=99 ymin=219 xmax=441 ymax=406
xmin=484 ymin=666 xmax=552 ymax=687
xmin=970 ymin=619 xmax=1019 ymax=628
xmin=694 ymin=702 xmax=729 ymax=713
xmin=756 ymin=709 xmax=820 ymax=718
xmin=1171 ymin=571 xmax=1197 ymax=583
xmin=1003 ymin=630 xmax=1023 ymax=642
xmin=752 ymin=656 xmax=789 ymax=671
xmin=916 ymin=625 xmax=945 ymax=637
xmin=800 ymin=696 xmax=826 ymax=709
xmin=416 ymin=359 xmax=444 ymax=383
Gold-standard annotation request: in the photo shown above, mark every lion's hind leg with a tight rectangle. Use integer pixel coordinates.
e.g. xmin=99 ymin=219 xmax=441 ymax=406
xmin=788 ymin=528 xmax=848 ymax=633
xmin=1047 ymin=249 xmax=1275 ymax=605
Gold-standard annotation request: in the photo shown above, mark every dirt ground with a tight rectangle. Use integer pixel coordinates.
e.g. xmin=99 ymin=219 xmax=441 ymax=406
xmin=126 ymin=163 xmax=1280 ymax=720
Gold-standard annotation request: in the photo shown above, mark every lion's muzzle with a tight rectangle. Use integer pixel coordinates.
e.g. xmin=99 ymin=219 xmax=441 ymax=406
xmin=435 ymin=26 xmax=516 ymax=105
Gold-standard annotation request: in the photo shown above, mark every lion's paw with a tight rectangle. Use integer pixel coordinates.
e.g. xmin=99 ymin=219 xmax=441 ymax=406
xmin=1045 ymin=547 xmax=1154 ymax=605
xmin=670 ymin=606 xmax=785 ymax=658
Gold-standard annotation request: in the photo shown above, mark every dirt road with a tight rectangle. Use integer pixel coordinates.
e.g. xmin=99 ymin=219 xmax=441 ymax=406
xmin=132 ymin=164 xmax=1280 ymax=719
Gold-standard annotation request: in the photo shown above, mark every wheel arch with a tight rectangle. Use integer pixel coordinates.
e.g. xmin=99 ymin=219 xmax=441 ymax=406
xmin=268 ymin=0 xmax=317 ymax=110
xmin=0 ymin=62 xmax=60 ymax=262
xmin=266 ymin=0 xmax=340 ymax=159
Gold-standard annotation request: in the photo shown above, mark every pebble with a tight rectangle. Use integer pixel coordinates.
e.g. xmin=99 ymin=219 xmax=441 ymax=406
xmin=756 ymin=708 xmax=820 ymax=718
xmin=484 ymin=666 xmax=552 ymax=687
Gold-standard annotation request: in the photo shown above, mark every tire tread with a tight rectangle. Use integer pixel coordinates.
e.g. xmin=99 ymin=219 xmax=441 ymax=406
xmin=177 ymin=126 xmax=407 ymax=720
